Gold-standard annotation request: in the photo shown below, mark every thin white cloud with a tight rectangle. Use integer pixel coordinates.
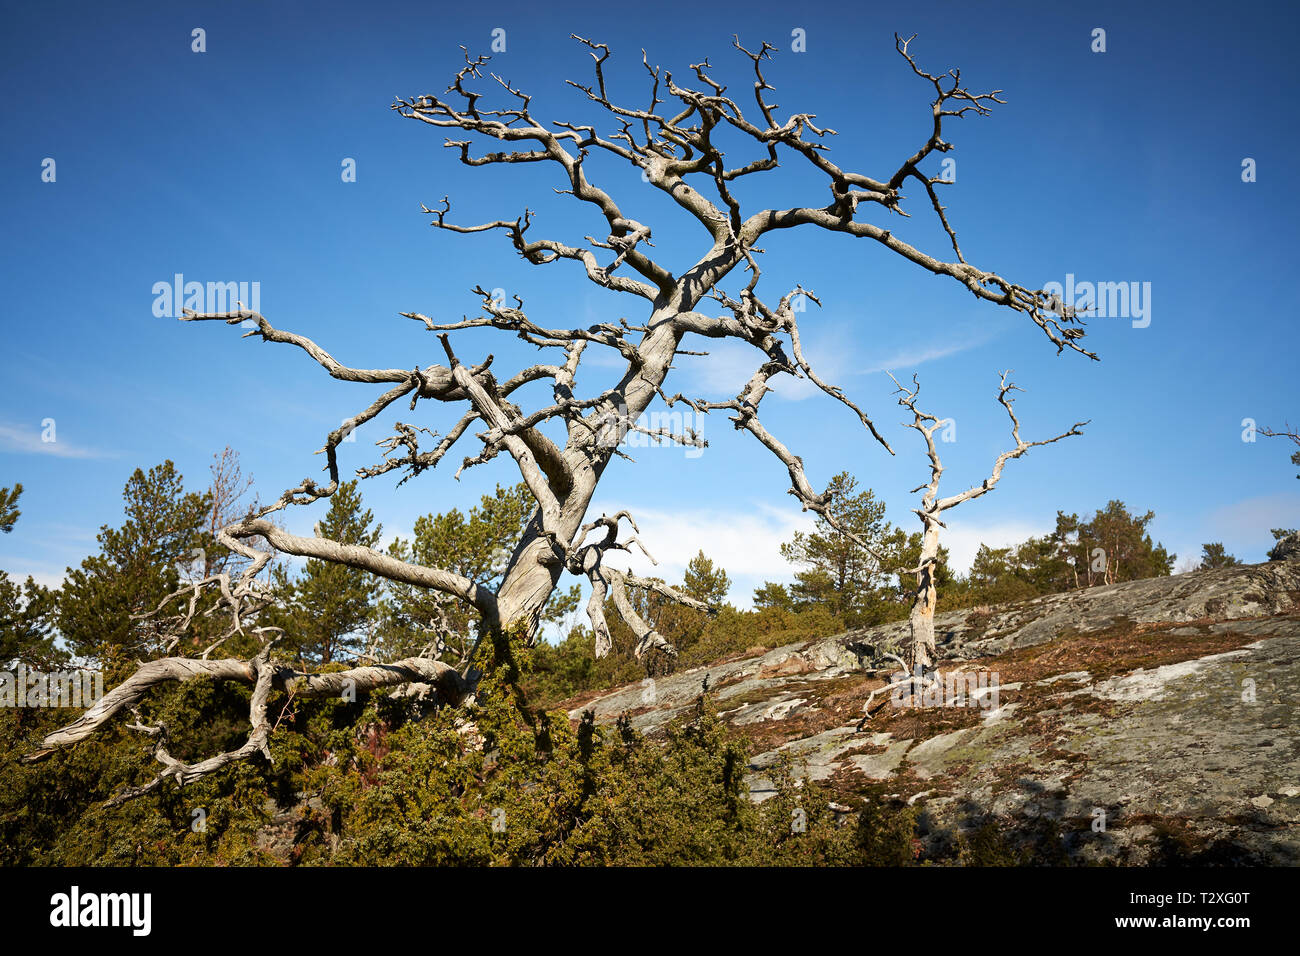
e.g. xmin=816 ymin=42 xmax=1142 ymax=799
xmin=859 ymin=331 xmax=997 ymax=376
xmin=669 ymin=324 xmax=860 ymax=402
xmin=940 ymin=518 xmax=1049 ymax=575
xmin=672 ymin=339 xmax=796 ymax=399
xmin=42 ymin=522 xmax=99 ymax=544
xmin=592 ymin=501 xmax=815 ymax=582
xmin=589 ymin=502 xmax=1045 ymax=595
xmin=1205 ymin=491 xmax=1300 ymax=539
xmin=0 ymin=558 xmax=69 ymax=591
xmin=21 ymin=570 xmax=67 ymax=591
xmin=0 ymin=422 xmax=112 ymax=459
xmin=667 ymin=319 xmax=996 ymax=402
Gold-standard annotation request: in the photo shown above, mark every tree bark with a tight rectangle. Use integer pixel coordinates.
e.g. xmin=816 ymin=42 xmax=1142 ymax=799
xmin=28 ymin=36 xmax=1100 ymax=797
xmin=906 ymin=523 xmax=942 ymax=672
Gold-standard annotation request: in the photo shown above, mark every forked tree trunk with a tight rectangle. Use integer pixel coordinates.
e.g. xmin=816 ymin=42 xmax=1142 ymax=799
xmin=27 ymin=38 xmax=1098 ymax=797
xmin=493 ymin=309 xmax=686 ymax=637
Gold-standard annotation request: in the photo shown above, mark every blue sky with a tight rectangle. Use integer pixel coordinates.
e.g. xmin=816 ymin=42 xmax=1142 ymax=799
xmin=2 ymin=0 xmax=1298 ymax=612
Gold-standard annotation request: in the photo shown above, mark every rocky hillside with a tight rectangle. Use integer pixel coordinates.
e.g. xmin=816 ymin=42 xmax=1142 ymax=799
xmin=566 ymin=558 xmax=1300 ymax=864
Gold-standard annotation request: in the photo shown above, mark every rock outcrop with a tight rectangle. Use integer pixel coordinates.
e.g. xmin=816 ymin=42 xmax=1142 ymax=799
xmin=1270 ymin=531 xmax=1300 ymax=562
xmin=568 ymin=560 xmax=1300 ymax=864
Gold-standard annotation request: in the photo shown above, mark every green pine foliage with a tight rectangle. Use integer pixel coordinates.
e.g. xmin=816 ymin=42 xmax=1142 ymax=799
xmin=1199 ymin=542 xmax=1241 ymax=569
xmin=267 ymin=480 xmax=383 ymax=665
xmin=0 ymin=483 xmax=22 ymax=535
xmin=0 ymin=483 xmax=60 ymax=670
xmin=0 ymin=456 xmax=1206 ymax=866
xmin=0 ymin=624 xmax=918 ymax=866
xmin=379 ymin=483 xmax=578 ymax=664
xmin=57 ymin=462 xmax=213 ymax=669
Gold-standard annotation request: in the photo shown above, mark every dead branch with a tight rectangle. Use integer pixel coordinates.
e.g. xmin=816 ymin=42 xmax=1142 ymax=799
xmin=33 ymin=35 xmax=1097 ymax=800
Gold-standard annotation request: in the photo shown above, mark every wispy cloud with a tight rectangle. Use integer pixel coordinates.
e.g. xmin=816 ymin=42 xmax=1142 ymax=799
xmin=940 ymin=518 xmax=1050 ymax=575
xmin=0 ymin=558 xmax=71 ymax=591
xmin=1205 ymin=491 xmax=1300 ymax=540
xmin=592 ymin=501 xmax=815 ymax=581
xmin=584 ymin=504 xmax=1048 ymax=609
xmin=664 ymin=317 xmax=996 ymax=403
xmin=859 ymin=332 xmax=996 ymax=376
xmin=0 ymin=422 xmax=113 ymax=459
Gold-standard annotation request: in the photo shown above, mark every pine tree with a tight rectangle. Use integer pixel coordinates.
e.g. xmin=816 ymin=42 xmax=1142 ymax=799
xmin=1199 ymin=542 xmax=1241 ymax=569
xmin=0 ymin=484 xmax=21 ymax=534
xmin=1048 ymin=501 xmax=1174 ymax=589
xmin=0 ymin=485 xmax=60 ymax=669
xmin=882 ymin=528 xmax=954 ymax=610
xmin=752 ymin=581 xmax=793 ymax=610
xmin=0 ymin=573 xmax=58 ymax=670
xmin=381 ymin=483 xmax=540 ymax=662
xmin=57 ymin=462 xmax=211 ymax=666
xmin=275 ymin=480 xmax=382 ymax=665
xmin=779 ymin=472 xmax=899 ymax=626
xmin=967 ymin=545 xmax=1018 ymax=603
xmin=682 ymin=551 xmax=731 ymax=606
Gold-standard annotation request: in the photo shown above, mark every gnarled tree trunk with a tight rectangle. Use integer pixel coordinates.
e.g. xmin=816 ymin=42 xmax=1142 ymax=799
xmin=29 ymin=35 xmax=1096 ymax=800
xmin=906 ymin=522 xmax=943 ymax=673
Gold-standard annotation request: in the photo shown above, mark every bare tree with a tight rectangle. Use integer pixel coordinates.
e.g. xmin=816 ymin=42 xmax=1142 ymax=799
xmin=205 ymin=448 xmax=256 ymax=567
xmin=28 ymin=34 xmax=1095 ymax=797
xmin=1259 ymin=422 xmax=1300 ymax=561
xmin=889 ymin=371 xmax=1085 ymax=673
xmin=1260 ymin=423 xmax=1300 ymax=478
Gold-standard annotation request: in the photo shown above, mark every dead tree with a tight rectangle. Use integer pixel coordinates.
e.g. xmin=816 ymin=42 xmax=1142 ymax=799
xmin=892 ymin=371 xmax=1085 ymax=673
xmin=28 ymin=35 xmax=1095 ymax=797
xmin=859 ymin=372 xmax=1084 ymax=722
xmin=1259 ymin=423 xmax=1300 ymax=479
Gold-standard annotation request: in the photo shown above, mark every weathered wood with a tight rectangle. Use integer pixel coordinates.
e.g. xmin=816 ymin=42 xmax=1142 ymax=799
xmin=891 ymin=371 xmax=1086 ymax=671
xmin=31 ymin=35 xmax=1094 ymax=799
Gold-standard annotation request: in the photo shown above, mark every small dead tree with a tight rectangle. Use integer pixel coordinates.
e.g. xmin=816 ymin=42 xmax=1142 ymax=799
xmin=28 ymin=35 xmax=1095 ymax=798
xmin=891 ymin=371 xmax=1085 ymax=674
xmin=1260 ymin=423 xmax=1300 ymax=479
